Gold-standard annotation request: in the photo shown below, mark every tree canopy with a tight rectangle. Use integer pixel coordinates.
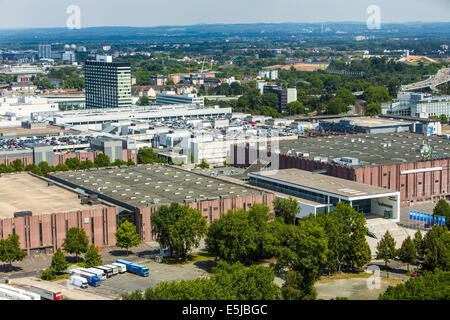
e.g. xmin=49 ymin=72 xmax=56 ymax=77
xmin=206 ymin=204 xmax=275 ymax=265
xmin=0 ymin=234 xmax=27 ymax=269
xmin=273 ymin=197 xmax=299 ymax=225
xmin=62 ymin=227 xmax=89 ymax=261
xmin=379 ymin=270 xmax=450 ymax=300
xmin=151 ymin=203 xmax=208 ymax=261
xmin=115 ymin=221 xmax=141 ymax=255
xmin=121 ymin=261 xmax=281 ymax=300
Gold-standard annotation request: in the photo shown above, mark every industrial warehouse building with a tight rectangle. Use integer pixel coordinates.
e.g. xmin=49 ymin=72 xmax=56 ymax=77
xmin=0 ymin=165 xmax=275 ymax=253
xmin=249 ymin=169 xmax=400 ymax=221
xmin=232 ymin=132 xmax=450 ymax=207
xmin=0 ymin=173 xmax=118 ymax=255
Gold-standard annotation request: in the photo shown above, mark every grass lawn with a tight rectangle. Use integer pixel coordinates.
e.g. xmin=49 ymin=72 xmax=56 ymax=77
xmin=317 ymin=272 xmax=404 ymax=286
xmin=162 ymin=251 xmax=216 ymax=265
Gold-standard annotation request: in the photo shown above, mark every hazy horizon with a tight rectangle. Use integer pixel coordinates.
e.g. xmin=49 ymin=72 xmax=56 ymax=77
xmin=0 ymin=0 xmax=449 ymax=29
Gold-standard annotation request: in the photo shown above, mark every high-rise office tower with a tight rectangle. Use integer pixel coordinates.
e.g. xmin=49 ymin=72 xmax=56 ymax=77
xmin=84 ymin=55 xmax=132 ymax=109
xmin=38 ymin=44 xmax=52 ymax=59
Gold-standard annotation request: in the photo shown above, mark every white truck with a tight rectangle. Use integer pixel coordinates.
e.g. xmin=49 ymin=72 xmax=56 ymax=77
xmin=69 ymin=275 xmax=89 ymax=289
xmin=0 ymin=284 xmax=40 ymax=300
xmin=111 ymin=262 xmax=127 ymax=274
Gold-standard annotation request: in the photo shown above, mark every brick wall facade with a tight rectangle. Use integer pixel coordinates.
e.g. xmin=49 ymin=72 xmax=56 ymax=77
xmin=233 ymin=144 xmax=450 ymax=207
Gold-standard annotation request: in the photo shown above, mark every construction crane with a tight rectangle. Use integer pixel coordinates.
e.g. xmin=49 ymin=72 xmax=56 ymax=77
xmin=200 ymin=56 xmax=207 ymax=73
xmin=210 ymin=59 xmax=214 ymax=72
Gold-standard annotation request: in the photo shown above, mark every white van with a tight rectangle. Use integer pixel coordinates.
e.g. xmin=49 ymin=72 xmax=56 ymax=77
xmin=111 ymin=263 xmax=127 ymax=274
xmin=70 ymin=275 xmax=88 ymax=289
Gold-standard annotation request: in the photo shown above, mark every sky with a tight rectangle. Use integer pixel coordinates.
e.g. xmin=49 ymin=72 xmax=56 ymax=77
xmin=0 ymin=0 xmax=449 ymax=29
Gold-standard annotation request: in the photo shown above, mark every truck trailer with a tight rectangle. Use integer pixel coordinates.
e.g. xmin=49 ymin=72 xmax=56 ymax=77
xmin=29 ymin=286 xmax=62 ymax=300
xmin=111 ymin=262 xmax=127 ymax=274
xmin=0 ymin=288 xmax=33 ymax=300
xmin=116 ymin=259 xmax=149 ymax=277
xmin=94 ymin=266 xmax=113 ymax=278
xmin=0 ymin=284 xmax=40 ymax=300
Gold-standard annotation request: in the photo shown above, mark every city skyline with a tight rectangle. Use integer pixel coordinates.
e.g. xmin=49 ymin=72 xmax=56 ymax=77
xmin=0 ymin=0 xmax=449 ymax=29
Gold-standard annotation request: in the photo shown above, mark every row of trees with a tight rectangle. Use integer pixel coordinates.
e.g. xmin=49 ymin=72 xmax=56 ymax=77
xmin=0 ymin=154 xmax=135 ymax=177
xmin=121 ymin=261 xmax=281 ymax=300
xmin=42 ymin=220 xmax=142 ymax=279
xmin=147 ymin=200 xmax=372 ymax=300
xmin=376 ymin=225 xmax=449 ymax=272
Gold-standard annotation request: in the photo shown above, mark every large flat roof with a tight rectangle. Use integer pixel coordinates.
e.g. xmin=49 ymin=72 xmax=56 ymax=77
xmin=249 ymin=169 xmax=398 ymax=200
xmin=325 ymin=117 xmax=411 ymax=128
xmin=50 ymin=164 xmax=264 ymax=209
xmin=276 ymin=132 xmax=450 ymax=167
xmin=0 ymin=173 xmax=106 ymax=219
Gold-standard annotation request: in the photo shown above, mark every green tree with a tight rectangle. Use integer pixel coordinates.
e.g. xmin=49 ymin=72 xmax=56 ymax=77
xmin=65 ymin=157 xmax=81 ymax=170
xmin=94 ymin=153 xmax=111 ymax=168
xmin=40 ymin=268 xmax=56 ymax=281
xmin=211 ymin=261 xmax=281 ymax=300
xmin=115 ymin=220 xmax=141 ymax=255
xmin=127 ymin=159 xmax=136 ymax=166
xmin=111 ymin=159 xmax=127 ymax=167
xmin=336 ymin=88 xmax=356 ymax=106
xmin=365 ymin=102 xmax=382 ymax=116
xmin=151 ymin=203 xmax=207 ymax=261
xmin=25 ymin=164 xmax=43 ymax=176
xmin=62 ymin=227 xmax=89 ymax=262
xmin=55 ymin=164 xmax=70 ymax=172
xmin=363 ymin=86 xmax=391 ymax=104
xmin=122 ymin=262 xmax=281 ymax=300
xmin=38 ymin=161 xmax=53 ymax=175
xmin=414 ymin=230 xmax=424 ymax=258
xmin=50 ymin=248 xmax=69 ymax=273
xmin=273 ymin=197 xmax=299 ymax=224
xmin=311 ymin=203 xmax=370 ymax=273
xmin=137 ymin=147 xmax=159 ymax=164
xmin=327 ymin=97 xmax=347 ymax=115
xmin=197 ymin=158 xmax=210 ymax=169
xmin=440 ymin=114 xmax=448 ymax=125
xmin=433 ymin=199 xmax=450 ymax=228
xmin=0 ymin=234 xmax=27 ymax=269
xmin=348 ymin=233 xmax=372 ymax=270
xmin=206 ymin=205 xmax=274 ymax=265
xmin=376 ymin=231 xmax=397 ymax=267
xmin=272 ymin=219 xmax=328 ymax=298
xmin=136 ymin=96 xmax=150 ymax=106
xmin=379 ymin=270 xmax=450 ymax=300
xmin=422 ymin=225 xmax=450 ymax=271
xmin=286 ymin=101 xmax=305 ymax=115
xmin=11 ymin=159 xmax=24 ymax=172
xmin=84 ymin=244 xmax=103 ymax=267
xmin=79 ymin=160 xmax=95 ymax=170
xmin=398 ymin=236 xmax=417 ymax=271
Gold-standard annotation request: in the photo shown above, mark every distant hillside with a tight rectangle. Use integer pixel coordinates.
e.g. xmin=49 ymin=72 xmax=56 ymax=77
xmin=0 ymin=22 xmax=449 ymax=44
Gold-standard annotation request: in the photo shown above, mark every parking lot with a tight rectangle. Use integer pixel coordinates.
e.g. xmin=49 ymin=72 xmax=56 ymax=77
xmin=66 ymin=259 xmax=215 ymax=299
